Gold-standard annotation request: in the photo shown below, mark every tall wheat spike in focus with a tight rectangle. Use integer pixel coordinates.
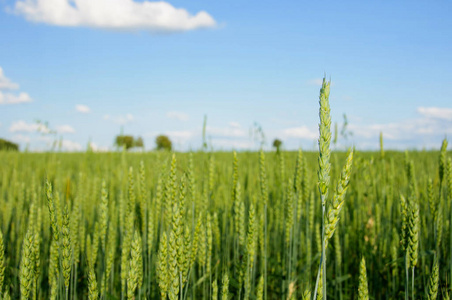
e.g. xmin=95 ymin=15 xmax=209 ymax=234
xmin=314 ymin=77 xmax=331 ymax=300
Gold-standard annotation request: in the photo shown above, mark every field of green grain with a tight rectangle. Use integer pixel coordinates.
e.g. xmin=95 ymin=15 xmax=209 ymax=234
xmin=0 ymin=81 xmax=451 ymax=300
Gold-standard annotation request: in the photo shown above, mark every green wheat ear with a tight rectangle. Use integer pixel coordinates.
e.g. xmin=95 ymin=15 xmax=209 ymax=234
xmin=302 ymin=288 xmax=311 ymax=300
xmin=221 ymin=273 xmax=230 ymax=300
xmin=212 ymin=279 xmax=218 ymax=300
xmin=256 ymin=275 xmax=264 ymax=300
xmin=99 ymin=180 xmax=109 ymax=252
xmin=127 ymin=231 xmax=142 ymax=300
xmin=358 ymin=257 xmax=369 ymax=300
xmin=324 ymin=149 xmax=354 ymax=246
xmin=313 ymin=76 xmax=332 ymax=300
xmin=427 ymin=260 xmax=439 ymax=300
xmin=88 ymin=265 xmax=98 ymax=300
xmin=408 ymin=202 xmax=419 ymax=268
xmin=439 ymin=138 xmax=448 ymax=185
xmin=20 ymin=230 xmax=35 ymax=300
xmin=157 ymin=232 xmax=169 ymax=299
xmin=3 ymin=288 xmax=11 ymax=300
xmin=61 ymin=206 xmax=72 ymax=291
xmin=318 ymin=77 xmax=332 ymax=204
xmin=400 ymin=195 xmax=409 ymax=251
xmin=46 ymin=180 xmax=60 ymax=243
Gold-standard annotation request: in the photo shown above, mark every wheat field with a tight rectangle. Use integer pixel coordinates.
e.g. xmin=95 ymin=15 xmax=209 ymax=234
xmin=0 ymin=81 xmax=450 ymax=300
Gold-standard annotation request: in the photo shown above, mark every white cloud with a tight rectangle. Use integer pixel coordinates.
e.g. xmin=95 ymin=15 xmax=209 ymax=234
xmin=56 ymin=124 xmax=75 ymax=134
xmin=347 ymin=107 xmax=452 ymax=150
xmin=356 ymin=119 xmax=452 ymax=140
xmin=417 ymin=107 xmax=452 ymax=121
xmin=88 ymin=142 xmax=109 ymax=152
xmin=11 ymin=134 xmax=31 ymax=143
xmin=75 ymin=104 xmax=91 ymax=113
xmin=207 ymin=126 xmax=247 ymax=138
xmin=212 ymin=139 xmax=254 ymax=150
xmin=0 ymin=91 xmax=33 ymax=105
xmin=37 ymin=135 xmax=53 ymax=142
xmin=10 ymin=120 xmax=40 ymax=133
xmin=9 ymin=120 xmax=52 ymax=133
xmin=166 ymin=111 xmax=189 ymax=121
xmin=351 ymin=107 xmax=452 ymax=142
xmin=103 ymin=113 xmax=134 ymax=125
xmin=229 ymin=121 xmax=241 ymax=128
xmin=281 ymin=126 xmax=317 ymax=139
xmin=0 ymin=67 xmax=33 ymax=105
xmin=61 ymin=139 xmax=82 ymax=151
xmin=0 ymin=67 xmax=19 ymax=90
xmin=165 ymin=130 xmax=195 ymax=144
xmin=13 ymin=0 xmax=217 ymax=32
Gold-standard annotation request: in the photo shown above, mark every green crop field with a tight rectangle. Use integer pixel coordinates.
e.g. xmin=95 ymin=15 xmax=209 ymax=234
xmin=0 ymin=80 xmax=450 ymax=300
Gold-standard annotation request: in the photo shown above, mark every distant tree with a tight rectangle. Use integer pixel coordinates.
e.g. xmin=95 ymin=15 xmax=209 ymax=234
xmin=115 ymin=135 xmax=135 ymax=150
xmin=115 ymin=135 xmax=144 ymax=150
xmin=134 ymin=137 xmax=144 ymax=148
xmin=0 ymin=138 xmax=19 ymax=151
xmin=156 ymin=135 xmax=172 ymax=151
xmin=273 ymin=138 xmax=282 ymax=152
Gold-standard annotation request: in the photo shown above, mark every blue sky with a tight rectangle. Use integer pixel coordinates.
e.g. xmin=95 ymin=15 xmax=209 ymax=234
xmin=1 ymin=0 xmax=451 ymax=151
